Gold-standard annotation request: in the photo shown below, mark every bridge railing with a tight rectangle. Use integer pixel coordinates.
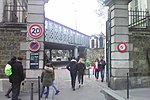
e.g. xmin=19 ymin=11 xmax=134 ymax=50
xmin=45 ymin=18 xmax=90 ymax=48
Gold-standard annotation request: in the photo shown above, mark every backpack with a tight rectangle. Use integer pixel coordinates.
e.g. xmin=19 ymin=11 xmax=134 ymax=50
xmin=4 ymin=64 xmax=12 ymax=77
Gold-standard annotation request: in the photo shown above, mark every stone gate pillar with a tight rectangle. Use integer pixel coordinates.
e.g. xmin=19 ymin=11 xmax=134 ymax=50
xmin=147 ymin=0 xmax=150 ymax=12
xmin=105 ymin=0 xmax=133 ymax=89
xmin=25 ymin=0 xmax=48 ymax=78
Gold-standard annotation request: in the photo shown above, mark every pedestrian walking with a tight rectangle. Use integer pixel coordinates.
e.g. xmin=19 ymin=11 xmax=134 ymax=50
xmin=94 ymin=58 xmax=100 ymax=80
xmin=40 ymin=63 xmax=53 ymax=98
xmin=50 ymin=63 xmax=60 ymax=95
xmin=5 ymin=86 xmax=12 ymax=98
xmin=66 ymin=57 xmax=78 ymax=91
xmin=4 ymin=56 xmax=16 ymax=98
xmin=77 ymin=58 xmax=86 ymax=88
xmin=99 ymin=56 xmax=106 ymax=82
xmin=9 ymin=56 xmax=25 ymax=100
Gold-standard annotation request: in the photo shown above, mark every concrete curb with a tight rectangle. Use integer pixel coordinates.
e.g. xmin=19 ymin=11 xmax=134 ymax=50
xmin=89 ymin=77 xmax=127 ymax=100
xmin=101 ymin=87 xmax=127 ymax=100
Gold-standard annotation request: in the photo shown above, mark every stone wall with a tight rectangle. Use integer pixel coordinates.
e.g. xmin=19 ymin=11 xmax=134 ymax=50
xmin=0 ymin=28 xmax=26 ymax=78
xmin=129 ymin=31 xmax=150 ymax=88
xmin=129 ymin=32 xmax=150 ymax=76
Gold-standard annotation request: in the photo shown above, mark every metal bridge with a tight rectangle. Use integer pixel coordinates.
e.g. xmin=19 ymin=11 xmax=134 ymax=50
xmin=44 ymin=18 xmax=91 ymax=64
xmin=44 ymin=18 xmax=90 ymax=50
xmin=43 ymin=18 xmax=91 ymax=63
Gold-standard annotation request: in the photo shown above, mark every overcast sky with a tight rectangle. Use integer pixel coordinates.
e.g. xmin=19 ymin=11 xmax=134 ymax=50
xmin=45 ymin=0 xmax=107 ymax=36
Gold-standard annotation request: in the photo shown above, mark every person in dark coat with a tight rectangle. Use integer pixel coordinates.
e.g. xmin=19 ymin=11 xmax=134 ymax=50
xmin=9 ymin=57 xmax=24 ymax=100
xmin=40 ymin=63 xmax=53 ymax=98
xmin=99 ymin=56 xmax=106 ymax=82
xmin=77 ymin=58 xmax=86 ymax=88
xmin=5 ymin=56 xmax=17 ymax=98
xmin=66 ymin=57 xmax=78 ymax=91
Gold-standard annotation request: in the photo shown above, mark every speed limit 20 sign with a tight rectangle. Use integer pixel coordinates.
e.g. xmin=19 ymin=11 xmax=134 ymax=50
xmin=117 ymin=42 xmax=127 ymax=52
xmin=28 ymin=24 xmax=43 ymax=38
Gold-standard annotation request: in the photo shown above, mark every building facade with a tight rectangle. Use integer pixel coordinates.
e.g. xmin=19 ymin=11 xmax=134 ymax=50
xmin=0 ymin=0 xmax=27 ymax=77
xmin=0 ymin=0 xmax=50 ymax=92
xmin=128 ymin=0 xmax=150 ymax=88
xmin=90 ymin=32 xmax=105 ymax=49
xmin=105 ymin=0 xmax=150 ymax=90
xmin=87 ymin=33 xmax=105 ymax=67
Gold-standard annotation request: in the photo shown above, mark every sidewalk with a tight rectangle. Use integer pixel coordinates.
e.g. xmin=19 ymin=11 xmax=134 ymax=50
xmin=87 ymin=68 xmax=150 ymax=100
xmin=55 ymin=67 xmax=150 ymax=100
xmin=0 ymin=87 xmax=54 ymax=100
xmin=0 ymin=67 xmax=150 ymax=100
xmin=95 ymin=80 xmax=150 ymax=100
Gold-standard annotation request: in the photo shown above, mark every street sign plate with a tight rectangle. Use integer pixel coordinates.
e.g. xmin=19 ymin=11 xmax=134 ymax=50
xmin=30 ymin=53 xmax=39 ymax=69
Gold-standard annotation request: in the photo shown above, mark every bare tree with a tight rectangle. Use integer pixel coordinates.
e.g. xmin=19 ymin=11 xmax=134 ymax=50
xmin=96 ymin=0 xmax=106 ymax=17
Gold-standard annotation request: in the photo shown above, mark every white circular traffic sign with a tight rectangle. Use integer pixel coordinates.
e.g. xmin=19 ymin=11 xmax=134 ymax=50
xmin=117 ymin=42 xmax=127 ymax=52
xmin=28 ymin=24 xmax=43 ymax=38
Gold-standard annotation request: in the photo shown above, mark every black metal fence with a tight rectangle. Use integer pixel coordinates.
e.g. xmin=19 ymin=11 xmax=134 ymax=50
xmin=128 ymin=10 xmax=149 ymax=28
xmin=22 ymin=76 xmax=54 ymax=100
xmin=27 ymin=77 xmax=41 ymax=100
xmin=3 ymin=4 xmax=27 ymax=23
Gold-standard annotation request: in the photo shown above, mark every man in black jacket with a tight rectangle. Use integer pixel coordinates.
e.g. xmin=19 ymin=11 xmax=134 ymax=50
xmin=66 ymin=57 xmax=78 ymax=91
xmin=5 ymin=56 xmax=16 ymax=98
xmin=77 ymin=58 xmax=86 ymax=88
xmin=9 ymin=57 xmax=24 ymax=100
xmin=99 ymin=56 xmax=106 ymax=82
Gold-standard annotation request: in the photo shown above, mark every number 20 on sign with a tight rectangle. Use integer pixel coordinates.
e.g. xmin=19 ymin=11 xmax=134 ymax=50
xmin=28 ymin=24 xmax=43 ymax=38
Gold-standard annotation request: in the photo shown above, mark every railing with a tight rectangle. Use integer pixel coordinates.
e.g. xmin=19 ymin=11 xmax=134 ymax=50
xmin=3 ymin=4 xmax=27 ymax=23
xmin=45 ymin=18 xmax=90 ymax=48
xmin=128 ymin=10 xmax=149 ymax=28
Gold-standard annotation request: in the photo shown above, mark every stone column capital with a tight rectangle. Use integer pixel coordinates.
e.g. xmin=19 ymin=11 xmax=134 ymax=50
xmin=44 ymin=0 xmax=49 ymax=3
xmin=104 ymin=0 xmax=131 ymax=7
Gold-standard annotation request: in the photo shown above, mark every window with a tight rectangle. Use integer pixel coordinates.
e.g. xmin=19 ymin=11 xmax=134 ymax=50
xmin=99 ymin=36 xmax=103 ymax=48
xmin=91 ymin=39 xmax=94 ymax=48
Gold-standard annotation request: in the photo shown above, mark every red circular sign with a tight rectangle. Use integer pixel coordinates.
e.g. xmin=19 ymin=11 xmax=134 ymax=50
xmin=29 ymin=40 xmax=40 ymax=52
xmin=28 ymin=24 xmax=43 ymax=38
xmin=117 ymin=42 xmax=127 ymax=52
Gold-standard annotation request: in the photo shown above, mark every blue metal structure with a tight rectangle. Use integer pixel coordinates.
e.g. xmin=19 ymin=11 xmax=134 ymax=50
xmin=45 ymin=18 xmax=90 ymax=49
